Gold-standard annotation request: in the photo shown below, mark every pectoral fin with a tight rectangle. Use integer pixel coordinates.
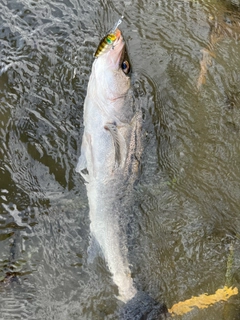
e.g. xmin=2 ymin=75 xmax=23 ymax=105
xmin=76 ymin=153 xmax=87 ymax=174
xmin=104 ymin=122 xmax=121 ymax=167
xmin=76 ymin=133 xmax=93 ymax=182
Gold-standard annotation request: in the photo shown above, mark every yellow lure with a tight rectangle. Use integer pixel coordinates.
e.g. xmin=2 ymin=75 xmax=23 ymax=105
xmin=94 ymin=33 xmax=117 ymax=58
xmin=94 ymin=16 xmax=124 ymax=58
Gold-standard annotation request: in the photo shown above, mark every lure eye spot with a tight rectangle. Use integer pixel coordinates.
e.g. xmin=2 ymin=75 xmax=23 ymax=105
xmin=122 ymin=61 xmax=130 ymax=74
xmin=106 ymin=34 xmax=117 ymax=44
xmin=106 ymin=37 xmax=113 ymax=44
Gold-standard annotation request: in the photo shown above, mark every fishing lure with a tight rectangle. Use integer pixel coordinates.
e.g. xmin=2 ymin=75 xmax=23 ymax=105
xmin=94 ymin=16 xmax=124 ymax=58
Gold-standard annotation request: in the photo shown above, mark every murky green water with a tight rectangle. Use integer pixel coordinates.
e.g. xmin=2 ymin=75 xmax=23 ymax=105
xmin=0 ymin=0 xmax=240 ymax=319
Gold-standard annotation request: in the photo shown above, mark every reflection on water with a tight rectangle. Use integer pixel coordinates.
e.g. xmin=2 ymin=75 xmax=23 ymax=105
xmin=0 ymin=0 xmax=240 ymax=319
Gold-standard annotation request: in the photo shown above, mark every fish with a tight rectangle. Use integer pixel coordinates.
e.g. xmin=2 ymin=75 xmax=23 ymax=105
xmin=76 ymin=20 xmax=167 ymax=319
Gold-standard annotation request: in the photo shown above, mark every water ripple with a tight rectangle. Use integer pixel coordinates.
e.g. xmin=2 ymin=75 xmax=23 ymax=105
xmin=0 ymin=0 xmax=240 ymax=318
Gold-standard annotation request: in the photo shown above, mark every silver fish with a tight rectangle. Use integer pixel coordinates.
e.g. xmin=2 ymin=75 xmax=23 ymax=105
xmin=76 ymin=28 xmax=141 ymax=303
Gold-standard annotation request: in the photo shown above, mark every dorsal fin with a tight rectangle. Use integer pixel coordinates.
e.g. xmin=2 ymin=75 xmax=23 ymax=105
xmin=104 ymin=122 xmax=121 ymax=167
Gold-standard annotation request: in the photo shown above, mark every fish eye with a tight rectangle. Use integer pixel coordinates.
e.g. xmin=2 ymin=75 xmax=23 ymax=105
xmin=121 ymin=60 xmax=130 ymax=74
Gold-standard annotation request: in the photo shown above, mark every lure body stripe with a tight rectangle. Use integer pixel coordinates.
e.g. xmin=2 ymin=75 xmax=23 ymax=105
xmin=94 ymin=33 xmax=117 ymax=58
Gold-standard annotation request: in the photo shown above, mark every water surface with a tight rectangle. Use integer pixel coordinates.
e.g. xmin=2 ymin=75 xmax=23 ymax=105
xmin=0 ymin=0 xmax=240 ymax=319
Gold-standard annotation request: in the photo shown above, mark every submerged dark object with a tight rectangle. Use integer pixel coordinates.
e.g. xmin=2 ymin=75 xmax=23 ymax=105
xmin=120 ymin=291 xmax=168 ymax=320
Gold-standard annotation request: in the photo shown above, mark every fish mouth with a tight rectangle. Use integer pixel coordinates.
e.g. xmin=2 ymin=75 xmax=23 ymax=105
xmin=114 ymin=29 xmax=131 ymax=74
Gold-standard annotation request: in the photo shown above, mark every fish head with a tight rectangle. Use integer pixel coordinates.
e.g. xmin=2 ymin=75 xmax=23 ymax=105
xmin=93 ymin=29 xmax=131 ymax=102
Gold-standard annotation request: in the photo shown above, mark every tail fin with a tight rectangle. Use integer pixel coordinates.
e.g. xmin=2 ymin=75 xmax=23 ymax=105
xmin=120 ymin=291 xmax=168 ymax=320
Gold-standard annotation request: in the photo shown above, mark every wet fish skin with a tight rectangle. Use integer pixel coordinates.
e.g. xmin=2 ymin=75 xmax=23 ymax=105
xmin=77 ymin=28 xmax=140 ymax=303
xmin=77 ymin=28 xmax=168 ymax=319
